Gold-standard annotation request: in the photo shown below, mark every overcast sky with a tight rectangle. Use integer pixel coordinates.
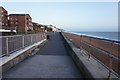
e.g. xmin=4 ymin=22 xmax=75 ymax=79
xmin=1 ymin=2 xmax=118 ymax=32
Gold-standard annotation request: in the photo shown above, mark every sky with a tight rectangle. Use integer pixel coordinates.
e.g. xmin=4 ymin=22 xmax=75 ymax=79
xmin=1 ymin=2 xmax=118 ymax=32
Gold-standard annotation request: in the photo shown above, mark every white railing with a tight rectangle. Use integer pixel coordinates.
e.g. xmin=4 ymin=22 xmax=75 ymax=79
xmin=0 ymin=33 xmax=46 ymax=57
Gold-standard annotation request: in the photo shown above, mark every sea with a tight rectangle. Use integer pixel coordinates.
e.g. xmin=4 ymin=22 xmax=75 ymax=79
xmin=70 ymin=32 xmax=119 ymax=42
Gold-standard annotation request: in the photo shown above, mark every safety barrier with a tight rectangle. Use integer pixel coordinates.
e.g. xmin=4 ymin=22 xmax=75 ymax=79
xmin=1 ymin=33 xmax=46 ymax=57
xmin=63 ymin=32 xmax=120 ymax=77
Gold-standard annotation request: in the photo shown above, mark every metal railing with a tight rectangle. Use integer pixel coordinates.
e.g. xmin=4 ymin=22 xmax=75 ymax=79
xmin=63 ymin=32 xmax=120 ymax=77
xmin=1 ymin=33 xmax=46 ymax=57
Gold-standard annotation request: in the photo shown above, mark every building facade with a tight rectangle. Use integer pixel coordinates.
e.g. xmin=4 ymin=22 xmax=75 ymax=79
xmin=32 ymin=22 xmax=46 ymax=32
xmin=9 ymin=14 xmax=33 ymax=33
xmin=0 ymin=7 xmax=8 ymax=29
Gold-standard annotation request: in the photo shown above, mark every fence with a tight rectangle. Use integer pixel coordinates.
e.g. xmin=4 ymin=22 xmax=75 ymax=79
xmin=1 ymin=33 xmax=46 ymax=57
xmin=63 ymin=32 xmax=120 ymax=77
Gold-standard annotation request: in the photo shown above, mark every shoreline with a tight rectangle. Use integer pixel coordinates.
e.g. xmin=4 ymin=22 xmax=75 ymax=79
xmin=66 ymin=31 xmax=119 ymax=42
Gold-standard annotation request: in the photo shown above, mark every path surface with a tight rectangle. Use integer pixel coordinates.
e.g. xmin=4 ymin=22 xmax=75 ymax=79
xmin=3 ymin=32 xmax=83 ymax=78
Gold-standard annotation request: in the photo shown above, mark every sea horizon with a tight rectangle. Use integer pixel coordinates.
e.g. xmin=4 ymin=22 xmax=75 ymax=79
xmin=66 ymin=31 xmax=119 ymax=42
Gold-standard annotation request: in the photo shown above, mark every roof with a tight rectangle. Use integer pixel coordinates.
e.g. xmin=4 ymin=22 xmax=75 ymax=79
xmin=32 ymin=22 xmax=43 ymax=26
xmin=9 ymin=14 xmax=29 ymax=16
xmin=0 ymin=6 xmax=7 ymax=12
xmin=9 ymin=14 xmax=32 ymax=18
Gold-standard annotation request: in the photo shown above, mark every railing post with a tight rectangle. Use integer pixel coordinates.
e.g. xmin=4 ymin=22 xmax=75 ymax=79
xmin=35 ymin=34 xmax=36 ymax=42
xmin=6 ymin=37 xmax=10 ymax=56
xmin=108 ymin=66 xmax=112 ymax=80
xmin=36 ymin=34 xmax=38 ymax=42
xmin=22 ymin=36 xmax=24 ymax=48
xmin=80 ymin=35 xmax=83 ymax=55
xmin=41 ymin=33 xmax=42 ymax=39
xmin=88 ymin=38 xmax=92 ymax=61
xmin=80 ymin=35 xmax=83 ymax=50
xmin=31 ymin=35 xmax=32 ymax=44
xmin=39 ymin=34 xmax=40 ymax=41
xmin=36 ymin=34 xmax=39 ymax=42
xmin=43 ymin=33 xmax=44 ymax=39
xmin=88 ymin=54 xmax=91 ymax=61
xmin=41 ymin=34 xmax=43 ymax=40
xmin=44 ymin=33 xmax=45 ymax=39
xmin=42 ymin=34 xmax=43 ymax=40
xmin=108 ymin=42 xmax=114 ymax=80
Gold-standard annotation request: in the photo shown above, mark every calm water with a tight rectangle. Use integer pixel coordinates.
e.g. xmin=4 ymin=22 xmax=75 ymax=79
xmin=71 ymin=32 xmax=119 ymax=42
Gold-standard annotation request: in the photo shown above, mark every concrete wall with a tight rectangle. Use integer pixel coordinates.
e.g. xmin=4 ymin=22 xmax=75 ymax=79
xmin=60 ymin=32 xmax=94 ymax=79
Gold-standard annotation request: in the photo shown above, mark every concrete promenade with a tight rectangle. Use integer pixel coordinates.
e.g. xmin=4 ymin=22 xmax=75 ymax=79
xmin=3 ymin=32 xmax=83 ymax=78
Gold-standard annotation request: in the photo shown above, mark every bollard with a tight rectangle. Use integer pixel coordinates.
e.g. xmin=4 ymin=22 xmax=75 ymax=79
xmin=47 ymin=35 xmax=50 ymax=39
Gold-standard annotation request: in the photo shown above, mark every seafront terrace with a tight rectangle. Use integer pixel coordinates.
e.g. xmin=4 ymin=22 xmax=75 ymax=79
xmin=0 ymin=32 xmax=119 ymax=79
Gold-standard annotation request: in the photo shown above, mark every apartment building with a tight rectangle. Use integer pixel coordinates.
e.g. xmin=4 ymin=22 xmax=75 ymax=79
xmin=9 ymin=14 xmax=33 ymax=33
xmin=0 ymin=6 xmax=8 ymax=29
xmin=32 ymin=22 xmax=46 ymax=32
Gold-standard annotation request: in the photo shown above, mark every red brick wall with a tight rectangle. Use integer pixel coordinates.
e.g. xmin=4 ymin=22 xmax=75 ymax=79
xmin=9 ymin=14 xmax=33 ymax=33
xmin=0 ymin=7 xmax=8 ymax=28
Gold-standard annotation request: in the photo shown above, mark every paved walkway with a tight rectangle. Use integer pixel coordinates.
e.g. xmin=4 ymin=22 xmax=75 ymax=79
xmin=3 ymin=32 xmax=83 ymax=78
xmin=38 ymin=32 xmax=69 ymax=55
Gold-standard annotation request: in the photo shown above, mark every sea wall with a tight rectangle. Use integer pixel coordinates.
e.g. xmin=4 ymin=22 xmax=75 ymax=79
xmin=60 ymin=32 xmax=119 ymax=78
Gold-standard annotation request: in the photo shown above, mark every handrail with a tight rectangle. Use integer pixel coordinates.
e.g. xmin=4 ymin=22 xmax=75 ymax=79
xmin=63 ymin=32 xmax=120 ymax=78
xmin=0 ymin=33 xmax=47 ymax=58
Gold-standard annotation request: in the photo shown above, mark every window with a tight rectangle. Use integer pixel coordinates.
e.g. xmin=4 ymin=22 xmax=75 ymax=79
xmin=26 ymin=18 xmax=28 ymax=20
xmin=5 ymin=11 xmax=7 ymax=14
xmin=15 ymin=18 xmax=18 ymax=20
xmin=0 ymin=18 xmax=1 ymax=21
xmin=8 ymin=17 xmax=10 ymax=20
xmin=29 ymin=19 xmax=31 ymax=21
xmin=0 ymin=22 xmax=2 ymax=25
xmin=15 ymin=22 xmax=18 ymax=24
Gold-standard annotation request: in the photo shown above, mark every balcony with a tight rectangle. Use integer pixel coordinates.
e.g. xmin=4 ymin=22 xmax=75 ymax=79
xmin=0 ymin=26 xmax=16 ymax=32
